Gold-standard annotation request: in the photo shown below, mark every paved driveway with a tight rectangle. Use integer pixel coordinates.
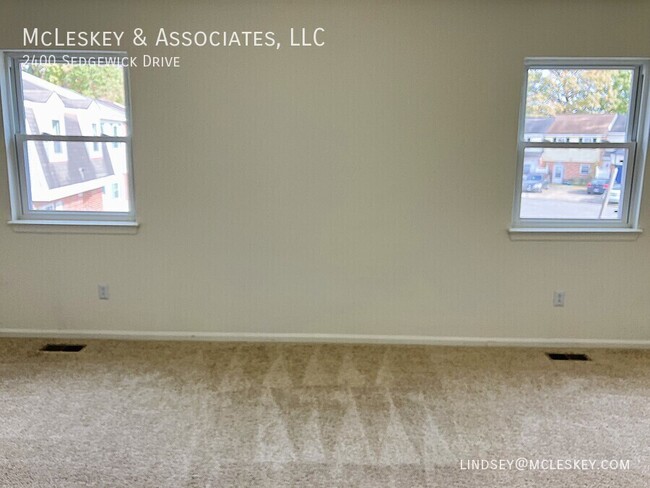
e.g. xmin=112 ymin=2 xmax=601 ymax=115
xmin=520 ymin=184 xmax=620 ymax=219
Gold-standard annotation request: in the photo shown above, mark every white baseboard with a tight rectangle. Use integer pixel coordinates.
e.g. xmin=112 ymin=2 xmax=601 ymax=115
xmin=0 ymin=328 xmax=649 ymax=349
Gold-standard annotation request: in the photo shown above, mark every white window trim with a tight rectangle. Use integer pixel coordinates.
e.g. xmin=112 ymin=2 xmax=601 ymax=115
xmin=0 ymin=50 xmax=137 ymax=226
xmin=510 ymin=57 xmax=650 ymax=234
xmin=90 ymin=123 xmax=101 ymax=154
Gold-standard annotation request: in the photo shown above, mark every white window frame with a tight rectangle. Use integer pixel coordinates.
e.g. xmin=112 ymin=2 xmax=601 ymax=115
xmin=0 ymin=50 xmax=136 ymax=225
xmin=579 ymin=164 xmax=590 ymax=175
xmin=51 ymin=119 xmax=63 ymax=154
xmin=91 ymin=123 xmax=100 ymax=153
xmin=511 ymin=58 xmax=650 ymax=232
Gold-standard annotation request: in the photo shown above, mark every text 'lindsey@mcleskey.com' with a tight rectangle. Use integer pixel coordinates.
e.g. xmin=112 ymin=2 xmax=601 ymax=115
xmin=459 ymin=458 xmax=631 ymax=471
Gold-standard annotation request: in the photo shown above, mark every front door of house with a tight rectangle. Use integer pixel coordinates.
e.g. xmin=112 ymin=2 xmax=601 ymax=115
xmin=552 ymin=164 xmax=564 ymax=184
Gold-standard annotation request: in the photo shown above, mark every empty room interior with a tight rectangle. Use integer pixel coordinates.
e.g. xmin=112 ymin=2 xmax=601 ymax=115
xmin=1 ymin=0 xmax=650 ymax=486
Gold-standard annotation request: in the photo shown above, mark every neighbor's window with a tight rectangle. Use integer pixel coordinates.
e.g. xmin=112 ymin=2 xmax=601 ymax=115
xmin=51 ymin=119 xmax=62 ymax=153
xmin=0 ymin=52 xmax=135 ymax=223
xmin=512 ymin=58 xmax=650 ymax=230
xmin=91 ymin=123 xmax=99 ymax=152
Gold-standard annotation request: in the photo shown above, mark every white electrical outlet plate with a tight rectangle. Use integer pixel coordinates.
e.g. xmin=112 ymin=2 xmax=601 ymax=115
xmin=98 ymin=284 xmax=110 ymax=300
xmin=553 ymin=291 xmax=565 ymax=307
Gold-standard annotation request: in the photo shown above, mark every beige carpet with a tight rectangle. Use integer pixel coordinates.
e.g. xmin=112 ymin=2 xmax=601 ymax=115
xmin=1 ymin=338 xmax=649 ymax=487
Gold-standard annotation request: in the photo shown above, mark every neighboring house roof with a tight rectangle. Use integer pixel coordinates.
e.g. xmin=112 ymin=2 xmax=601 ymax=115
xmin=60 ymin=97 xmax=93 ymax=109
xmin=22 ymin=76 xmax=51 ymax=99
xmin=22 ymin=72 xmax=94 ymax=109
xmin=525 ymin=117 xmax=554 ymax=134
xmin=23 ymin=89 xmax=52 ymax=103
xmin=22 ymin=73 xmax=117 ymax=190
xmin=546 ymin=114 xmax=615 ymax=135
xmin=25 ymin=107 xmax=114 ymax=190
xmin=610 ymin=113 xmax=628 ymax=133
xmin=96 ymin=99 xmax=125 ymax=113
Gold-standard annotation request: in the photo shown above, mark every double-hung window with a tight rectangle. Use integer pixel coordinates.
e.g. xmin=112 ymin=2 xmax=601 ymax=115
xmin=512 ymin=58 xmax=650 ymax=232
xmin=0 ymin=51 xmax=135 ymax=224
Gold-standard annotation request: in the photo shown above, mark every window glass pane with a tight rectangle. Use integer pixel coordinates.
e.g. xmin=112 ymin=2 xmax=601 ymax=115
xmin=524 ymin=68 xmax=633 ymax=142
xmin=20 ymin=62 xmax=126 ymax=137
xmin=519 ymin=147 xmax=627 ymax=220
xmin=24 ymin=140 xmax=130 ymax=212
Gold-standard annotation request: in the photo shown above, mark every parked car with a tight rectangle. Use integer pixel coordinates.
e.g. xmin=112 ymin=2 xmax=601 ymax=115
xmin=608 ymin=184 xmax=621 ymax=204
xmin=586 ymin=179 xmax=610 ymax=194
xmin=522 ymin=174 xmax=549 ymax=192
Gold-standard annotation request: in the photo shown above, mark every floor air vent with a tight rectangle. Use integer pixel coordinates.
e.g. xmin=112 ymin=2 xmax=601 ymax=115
xmin=546 ymin=352 xmax=590 ymax=361
xmin=40 ymin=344 xmax=86 ymax=352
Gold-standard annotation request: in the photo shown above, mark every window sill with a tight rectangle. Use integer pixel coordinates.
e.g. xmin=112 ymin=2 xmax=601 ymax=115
xmin=508 ymin=227 xmax=642 ymax=241
xmin=8 ymin=220 xmax=139 ymax=235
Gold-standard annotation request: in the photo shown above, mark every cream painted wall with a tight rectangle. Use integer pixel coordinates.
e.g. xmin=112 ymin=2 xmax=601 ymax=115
xmin=1 ymin=0 xmax=650 ymax=342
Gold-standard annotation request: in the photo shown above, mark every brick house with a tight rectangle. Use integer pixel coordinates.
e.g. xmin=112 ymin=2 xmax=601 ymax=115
xmin=524 ymin=113 xmax=627 ymax=184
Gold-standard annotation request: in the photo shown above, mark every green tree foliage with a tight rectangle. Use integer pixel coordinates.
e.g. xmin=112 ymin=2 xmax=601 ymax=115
xmin=526 ymin=69 xmax=632 ymax=117
xmin=23 ymin=64 xmax=124 ymax=104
